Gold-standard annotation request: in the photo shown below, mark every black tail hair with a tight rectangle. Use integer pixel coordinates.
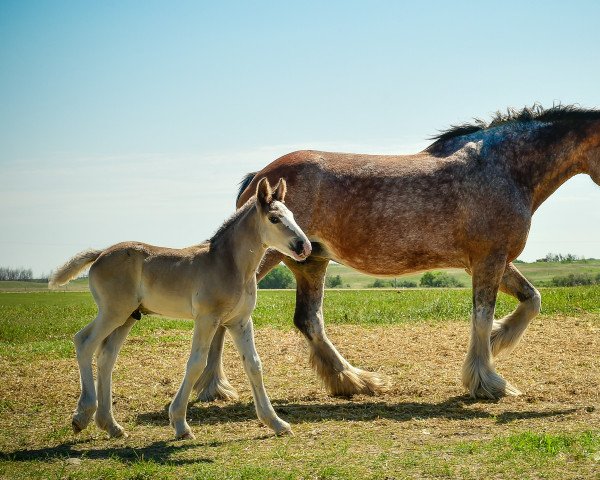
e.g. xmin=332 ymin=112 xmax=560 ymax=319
xmin=236 ymin=172 xmax=257 ymax=204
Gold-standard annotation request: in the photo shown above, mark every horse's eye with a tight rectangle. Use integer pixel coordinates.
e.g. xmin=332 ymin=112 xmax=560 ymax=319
xmin=269 ymin=216 xmax=280 ymax=224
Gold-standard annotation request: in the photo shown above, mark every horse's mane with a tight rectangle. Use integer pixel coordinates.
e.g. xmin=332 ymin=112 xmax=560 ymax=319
xmin=209 ymin=197 xmax=256 ymax=244
xmin=426 ymin=104 xmax=600 ymax=152
xmin=237 ymin=172 xmax=257 ymax=203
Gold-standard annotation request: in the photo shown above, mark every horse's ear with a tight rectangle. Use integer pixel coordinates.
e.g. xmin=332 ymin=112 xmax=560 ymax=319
xmin=256 ymin=177 xmax=272 ymax=209
xmin=272 ymin=178 xmax=287 ymax=202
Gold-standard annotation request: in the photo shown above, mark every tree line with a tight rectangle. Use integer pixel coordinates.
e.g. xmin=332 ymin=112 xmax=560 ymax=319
xmin=0 ymin=267 xmax=34 ymax=281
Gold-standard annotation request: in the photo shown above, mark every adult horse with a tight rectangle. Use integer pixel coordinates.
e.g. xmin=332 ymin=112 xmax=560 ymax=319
xmin=195 ymin=104 xmax=600 ymax=400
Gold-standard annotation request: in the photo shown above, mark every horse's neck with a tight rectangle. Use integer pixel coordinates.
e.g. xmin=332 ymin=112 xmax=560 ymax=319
xmin=511 ymin=129 xmax=590 ymax=212
xmin=529 ymin=152 xmax=586 ymax=212
xmin=214 ymin=207 xmax=265 ymax=283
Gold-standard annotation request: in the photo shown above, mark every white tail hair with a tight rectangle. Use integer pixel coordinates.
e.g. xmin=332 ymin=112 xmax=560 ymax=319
xmin=48 ymin=249 xmax=103 ymax=289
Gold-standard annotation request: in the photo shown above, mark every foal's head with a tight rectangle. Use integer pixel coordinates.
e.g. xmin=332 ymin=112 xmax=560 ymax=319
xmin=255 ymin=177 xmax=312 ymax=261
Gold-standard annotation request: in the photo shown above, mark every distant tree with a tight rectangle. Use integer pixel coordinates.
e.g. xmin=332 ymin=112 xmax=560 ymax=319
xmin=397 ymin=280 xmax=417 ymax=288
xmin=537 ymin=252 xmax=585 ymax=263
xmin=420 ymin=271 xmax=464 ymax=288
xmin=258 ymin=265 xmax=295 ymax=289
xmin=0 ymin=267 xmax=33 ymax=281
xmin=325 ymin=274 xmax=343 ymax=288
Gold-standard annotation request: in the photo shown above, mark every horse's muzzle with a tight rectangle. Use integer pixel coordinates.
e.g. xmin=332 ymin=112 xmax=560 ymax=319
xmin=291 ymin=239 xmax=312 ymax=260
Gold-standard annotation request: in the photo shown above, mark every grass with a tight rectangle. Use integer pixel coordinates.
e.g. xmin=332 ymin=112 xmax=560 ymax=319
xmin=325 ymin=260 xmax=600 ymax=288
xmin=5 ymin=259 xmax=599 ymax=292
xmin=0 ymin=290 xmax=599 ymax=479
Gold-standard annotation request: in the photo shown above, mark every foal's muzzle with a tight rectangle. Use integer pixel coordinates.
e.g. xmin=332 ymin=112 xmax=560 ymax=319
xmin=290 ymin=238 xmax=312 ymax=260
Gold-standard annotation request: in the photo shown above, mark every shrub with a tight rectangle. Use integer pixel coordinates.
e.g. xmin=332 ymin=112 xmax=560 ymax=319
xmin=420 ymin=271 xmax=464 ymax=288
xmin=325 ymin=274 xmax=343 ymax=288
xmin=369 ymin=279 xmax=389 ymax=288
xmin=549 ymin=273 xmax=599 ymax=287
xmin=258 ymin=265 xmax=295 ymax=289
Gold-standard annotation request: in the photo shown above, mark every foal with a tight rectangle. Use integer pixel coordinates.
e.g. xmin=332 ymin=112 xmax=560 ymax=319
xmin=49 ymin=177 xmax=311 ymax=439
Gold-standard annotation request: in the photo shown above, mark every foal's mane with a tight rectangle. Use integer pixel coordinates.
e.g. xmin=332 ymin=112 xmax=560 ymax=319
xmin=209 ymin=197 xmax=256 ymax=245
xmin=426 ymin=104 xmax=600 ymax=152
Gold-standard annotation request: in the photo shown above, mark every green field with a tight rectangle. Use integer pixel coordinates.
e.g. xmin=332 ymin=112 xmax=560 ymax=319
xmin=6 ymin=259 xmax=598 ymax=292
xmin=1 ymin=289 xmax=599 ymax=479
xmin=326 ymin=259 xmax=600 ymax=288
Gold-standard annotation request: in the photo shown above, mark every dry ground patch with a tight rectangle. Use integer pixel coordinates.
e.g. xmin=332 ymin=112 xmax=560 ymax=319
xmin=1 ymin=315 xmax=599 ymax=479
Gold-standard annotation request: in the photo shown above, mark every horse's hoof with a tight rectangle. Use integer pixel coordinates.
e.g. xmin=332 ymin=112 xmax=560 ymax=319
xmin=71 ymin=420 xmax=83 ymax=434
xmin=473 ymin=381 xmax=521 ymax=400
xmin=109 ymin=427 xmax=128 ymax=439
xmin=176 ymin=430 xmax=195 ymax=440
xmin=272 ymin=419 xmax=293 ymax=436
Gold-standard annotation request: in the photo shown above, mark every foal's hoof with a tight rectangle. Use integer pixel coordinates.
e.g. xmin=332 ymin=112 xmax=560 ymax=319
xmin=108 ymin=425 xmax=128 ymax=439
xmin=272 ymin=419 xmax=293 ymax=436
xmin=176 ymin=430 xmax=195 ymax=441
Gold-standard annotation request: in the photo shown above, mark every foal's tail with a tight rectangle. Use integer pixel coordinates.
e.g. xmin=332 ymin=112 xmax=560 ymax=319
xmin=48 ymin=249 xmax=104 ymax=289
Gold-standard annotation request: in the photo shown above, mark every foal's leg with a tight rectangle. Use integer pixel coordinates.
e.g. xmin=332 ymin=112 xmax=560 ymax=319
xmin=192 ymin=326 xmax=238 ymax=402
xmin=193 ymin=249 xmax=283 ymax=402
xmin=462 ymin=253 xmax=521 ymax=399
xmin=72 ymin=311 xmax=127 ymax=433
xmin=94 ymin=316 xmax=137 ymax=438
xmin=169 ymin=318 xmax=219 ymax=439
xmin=285 ymin=256 xmax=388 ymax=396
xmin=227 ymin=317 xmax=292 ymax=435
xmin=491 ymin=263 xmax=541 ymax=357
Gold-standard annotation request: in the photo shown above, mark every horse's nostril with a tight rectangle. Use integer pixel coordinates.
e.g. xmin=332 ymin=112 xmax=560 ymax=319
xmin=294 ymin=240 xmax=304 ymax=255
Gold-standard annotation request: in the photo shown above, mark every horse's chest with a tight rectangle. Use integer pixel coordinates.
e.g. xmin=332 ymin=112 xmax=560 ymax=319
xmin=221 ymin=286 xmax=256 ymax=322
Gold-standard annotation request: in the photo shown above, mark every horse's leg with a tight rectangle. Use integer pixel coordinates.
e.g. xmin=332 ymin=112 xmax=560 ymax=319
xmin=72 ymin=311 xmax=127 ymax=433
xmin=227 ymin=317 xmax=292 ymax=435
xmin=462 ymin=253 xmax=521 ymax=399
xmin=169 ymin=318 xmax=219 ymax=439
xmin=491 ymin=263 xmax=541 ymax=357
xmin=193 ymin=249 xmax=283 ymax=402
xmin=94 ymin=316 xmax=137 ymax=438
xmin=285 ymin=256 xmax=388 ymax=396
xmin=192 ymin=326 xmax=237 ymax=402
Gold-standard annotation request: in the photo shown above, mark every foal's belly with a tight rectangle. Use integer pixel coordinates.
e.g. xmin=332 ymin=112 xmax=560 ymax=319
xmin=140 ymin=287 xmax=194 ymax=319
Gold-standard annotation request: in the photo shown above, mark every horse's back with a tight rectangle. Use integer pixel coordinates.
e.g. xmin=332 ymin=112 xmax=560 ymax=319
xmin=88 ymin=242 xmax=210 ymax=317
xmin=240 ymin=148 xmax=530 ymax=274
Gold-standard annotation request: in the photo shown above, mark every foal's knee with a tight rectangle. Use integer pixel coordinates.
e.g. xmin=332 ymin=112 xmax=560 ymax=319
xmin=245 ymin=355 xmax=263 ymax=378
xmin=73 ymin=329 xmax=89 ymax=357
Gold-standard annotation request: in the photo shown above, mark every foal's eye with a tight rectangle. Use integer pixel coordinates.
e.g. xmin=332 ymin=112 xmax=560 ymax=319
xmin=269 ymin=216 xmax=280 ymax=224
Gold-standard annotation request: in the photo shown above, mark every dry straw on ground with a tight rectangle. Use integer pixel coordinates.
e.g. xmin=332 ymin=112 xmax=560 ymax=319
xmin=1 ymin=316 xmax=598 ymax=478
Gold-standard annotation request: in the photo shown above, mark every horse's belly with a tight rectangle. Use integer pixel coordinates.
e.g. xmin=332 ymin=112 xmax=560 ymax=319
xmin=323 ymin=239 xmax=465 ymax=276
xmin=140 ymin=289 xmax=194 ymax=319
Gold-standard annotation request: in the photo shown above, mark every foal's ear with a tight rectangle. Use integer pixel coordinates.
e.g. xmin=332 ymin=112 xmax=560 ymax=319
xmin=272 ymin=178 xmax=287 ymax=202
xmin=256 ymin=177 xmax=272 ymax=209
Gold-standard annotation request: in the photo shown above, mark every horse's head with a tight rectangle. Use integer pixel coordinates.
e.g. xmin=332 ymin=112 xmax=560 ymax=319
xmin=255 ymin=177 xmax=312 ymax=261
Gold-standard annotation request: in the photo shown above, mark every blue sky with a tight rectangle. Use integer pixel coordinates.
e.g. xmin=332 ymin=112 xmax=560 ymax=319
xmin=1 ymin=1 xmax=599 ymax=276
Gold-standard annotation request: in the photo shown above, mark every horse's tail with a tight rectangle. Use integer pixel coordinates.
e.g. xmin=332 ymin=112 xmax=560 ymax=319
xmin=48 ymin=249 xmax=104 ymax=289
xmin=236 ymin=172 xmax=257 ymax=204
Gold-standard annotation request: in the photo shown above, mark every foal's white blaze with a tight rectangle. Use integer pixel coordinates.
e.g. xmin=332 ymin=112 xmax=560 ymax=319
xmin=264 ymin=200 xmax=312 ymax=261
